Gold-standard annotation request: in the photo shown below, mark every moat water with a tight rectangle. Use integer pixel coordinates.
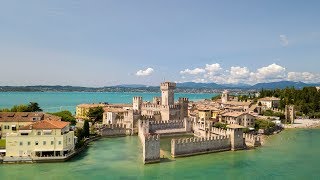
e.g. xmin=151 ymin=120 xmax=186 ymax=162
xmin=1 ymin=129 xmax=320 ymax=179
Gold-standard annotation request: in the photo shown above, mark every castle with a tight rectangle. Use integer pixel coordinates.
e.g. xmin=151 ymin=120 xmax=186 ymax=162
xmin=98 ymin=81 xmax=261 ymax=165
xmin=132 ymin=82 xmax=189 ymax=121
xmin=101 ymin=82 xmax=189 ymax=133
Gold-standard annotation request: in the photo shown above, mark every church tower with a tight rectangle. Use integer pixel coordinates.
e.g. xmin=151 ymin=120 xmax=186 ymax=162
xmin=160 ymin=82 xmax=176 ymax=106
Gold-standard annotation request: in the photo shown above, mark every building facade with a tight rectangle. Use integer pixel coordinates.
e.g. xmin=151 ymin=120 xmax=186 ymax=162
xmin=5 ymin=120 xmax=75 ymax=157
xmin=0 ymin=112 xmax=61 ymax=138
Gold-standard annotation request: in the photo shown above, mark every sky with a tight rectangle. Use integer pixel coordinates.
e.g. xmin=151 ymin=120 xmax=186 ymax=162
xmin=0 ymin=0 xmax=320 ymax=86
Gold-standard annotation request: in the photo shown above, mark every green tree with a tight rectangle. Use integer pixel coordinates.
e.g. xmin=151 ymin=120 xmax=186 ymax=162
xmin=50 ymin=111 xmax=76 ymax=125
xmin=87 ymin=107 xmax=104 ymax=124
xmin=11 ymin=104 xmax=29 ymax=112
xmin=83 ymin=120 xmax=90 ymax=138
xmin=213 ymin=122 xmax=227 ymax=129
xmin=27 ymin=102 xmax=42 ymax=112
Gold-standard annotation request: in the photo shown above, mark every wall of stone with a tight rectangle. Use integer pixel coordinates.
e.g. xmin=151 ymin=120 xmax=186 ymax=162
xmin=138 ymin=120 xmax=160 ymax=164
xmin=243 ymin=133 xmax=261 ymax=147
xmin=100 ymin=124 xmax=127 ymax=136
xmin=143 ymin=134 xmax=160 ymax=164
xmin=171 ymin=136 xmax=231 ymax=157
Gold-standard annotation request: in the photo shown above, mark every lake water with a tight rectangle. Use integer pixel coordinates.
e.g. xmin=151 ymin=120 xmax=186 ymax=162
xmin=0 ymin=129 xmax=319 ymax=179
xmin=0 ymin=92 xmax=216 ymax=113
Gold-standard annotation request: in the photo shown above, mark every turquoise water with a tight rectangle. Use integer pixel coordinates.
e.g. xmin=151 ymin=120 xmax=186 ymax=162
xmin=0 ymin=92 xmax=215 ymax=113
xmin=0 ymin=129 xmax=320 ymax=179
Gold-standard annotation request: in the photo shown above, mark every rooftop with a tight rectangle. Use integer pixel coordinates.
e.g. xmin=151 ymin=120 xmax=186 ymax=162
xmin=19 ymin=120 xmax=69 ymax=130
xmin=0 ymin=112 xmax=61 ymax=122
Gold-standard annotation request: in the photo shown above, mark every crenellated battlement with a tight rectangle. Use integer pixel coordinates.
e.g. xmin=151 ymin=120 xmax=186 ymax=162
xmin=146 ymin=134 xmax=160 ymax=141
xmin=133 ymin=96 xmax=143 ymax=101
xmin=142 ymin=104 xmax=162 ymax=109
xmin=211 ymin=127 xmax=228 ymax=136
xmin=179 ymin=97 xmax=189 ymax=102
xmin=160 ymin=82 xmax=176 ymax=89
xmin=149 ymin=119 xmax=185 ymax=125
xmin=172 ymin=135 xmax=230 ymax=145
xmin=171 ymin=134 xmax=232 ymax=157
xmin=243 ymin=133 xmax=261 ymax=147
xmin=161 ymin=104 xmax=180 ymax=109
xmin=104 ymin=123 xmax=127 ymax=129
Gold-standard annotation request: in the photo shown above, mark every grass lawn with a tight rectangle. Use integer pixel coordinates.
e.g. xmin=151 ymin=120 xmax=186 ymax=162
xmin=0 ymin=139 xmax=6 ymax=148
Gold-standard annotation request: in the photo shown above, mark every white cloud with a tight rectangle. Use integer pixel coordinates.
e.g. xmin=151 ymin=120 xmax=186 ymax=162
xmin=180 ymin=68 xmax=205 ymax=75
xmin=280 ymin=34 xmax=289 ymax=47
xmin=287 ymin=72 xmax=320 ymax=83
xmin=250 ymin=63 xmax=286 ymax=82
xmin=135 ymin=68 xmax=154 ymax=76
xmin=192 ymin=78 xmax=208 ymax=83
xmin=179 ymin=62 xmax=319 ymax=85
xmin=230 ymin=66 xmax=250 ymax=79
xmin=205 ymin=63 xmax=222 ymax=75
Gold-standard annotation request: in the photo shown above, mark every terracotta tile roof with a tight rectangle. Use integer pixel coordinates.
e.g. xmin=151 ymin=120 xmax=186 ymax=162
xmin=0 ymin=112 xmax=61 ymax=122
xmin=19 ymin=120 xmax=69 ymax=130
xmin=222 ymin=111 xmax=247 ymax=117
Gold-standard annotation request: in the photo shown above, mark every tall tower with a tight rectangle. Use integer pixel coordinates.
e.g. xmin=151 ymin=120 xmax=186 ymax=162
xmin=285 ymin=105 xmax=295 ymax=124
xmin=133 ymin=96 xmax=142 ymax=112
xmin=160 ymin=82 xmax=176 ymax=106
xmin=221 ymin=90 xmax=229 ymax=104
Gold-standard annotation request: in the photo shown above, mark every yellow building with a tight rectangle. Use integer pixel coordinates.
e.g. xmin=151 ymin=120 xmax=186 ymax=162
xmin=75 ymin=103 xmax=110 ymax=119
xmin=198 ymin=109 xmax=212 ymax=121
xmin=0 ymin=112 xmax=61 ymax=138
xmin=5 ymin=120 xmax=75 ymax=157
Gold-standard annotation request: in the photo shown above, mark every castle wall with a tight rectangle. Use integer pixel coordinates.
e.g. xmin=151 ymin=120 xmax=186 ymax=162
xmin=143 ymin=134 xmax=160 ymax=164
xmin=243 ymin=133 xmax=261 ymax=147
xmin=171 ymin=136 xmax=231 ymax=157
xmin=100 ymin=124 xmax=128 ymax=136
xmin=138 ymin=120 xmax=160 ymax=164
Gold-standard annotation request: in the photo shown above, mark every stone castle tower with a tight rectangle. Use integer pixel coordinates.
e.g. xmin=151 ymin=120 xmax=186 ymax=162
xmin=221 ymin=90 xmax=229 ymax=104
xmin=285 ymin=105 xmax=295 ymax=124
xmin=133 ymin=96 xmax=143 ymax=112
xmin=161 ymin=82 xmax=176 ymax=106
xmin=228 ymin=126 xmax=244 ymax=151
xmin=179 ymin=97 xmax=189 ymax=120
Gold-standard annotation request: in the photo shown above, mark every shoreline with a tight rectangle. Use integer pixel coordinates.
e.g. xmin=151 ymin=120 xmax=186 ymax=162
xmin=284 ymin=119 xmax=320 ymax=129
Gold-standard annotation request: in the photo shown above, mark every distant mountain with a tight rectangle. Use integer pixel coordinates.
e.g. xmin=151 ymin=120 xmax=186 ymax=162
xmin=176 ymin=82 xmax=225 ymax=89
xmin=112 ymin=84 xmax=148 ymax=88
xmin=251 ymin=81 xmax=320 ymax=89
xmin=220 ymin=83 xmax=251 ymax=89
xmin=1 ymin=81 xmax=320 ymax=92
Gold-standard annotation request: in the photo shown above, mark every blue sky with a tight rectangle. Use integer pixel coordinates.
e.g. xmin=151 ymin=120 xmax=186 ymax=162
xmin=0 ymin=0 xmax=320 ymax=86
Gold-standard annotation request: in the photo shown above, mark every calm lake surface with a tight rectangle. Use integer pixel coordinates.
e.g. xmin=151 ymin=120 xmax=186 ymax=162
xmin=0 ymin=129 xmax=320 ymax=179
xmin=0 ymin=92 xmax=215 ymax=113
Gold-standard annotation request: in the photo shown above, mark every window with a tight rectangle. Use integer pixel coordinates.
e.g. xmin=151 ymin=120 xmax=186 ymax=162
xmin=35 ymin=141 xmax=39 ymax=146
xmin=19 ymin=142 xmax=23 ymax=146
xmin=51 ymin=141 xmax=54 ymax=145
xmin=43 ymin=141 xmax=46 ymax=145
xmin=58 ymin=141 xmax=61 ymax=145
xmin=27 ymin=142 xmax=31 ymax=146
xmin=37 ymin=131 xmax=41 ymax=135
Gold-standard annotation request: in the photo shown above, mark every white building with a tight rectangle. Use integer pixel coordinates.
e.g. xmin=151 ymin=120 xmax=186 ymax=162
xmin=258 ymin=97 xmax=280 ymax=109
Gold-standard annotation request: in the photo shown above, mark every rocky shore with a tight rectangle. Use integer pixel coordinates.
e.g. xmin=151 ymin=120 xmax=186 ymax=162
xmin=284 ymin=119 xmax=320 ymax=129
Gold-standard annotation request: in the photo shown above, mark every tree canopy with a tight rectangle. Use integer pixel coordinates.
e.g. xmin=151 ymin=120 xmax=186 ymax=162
xmin=49 ymin=110 xmax=76 ymax=125
xmin=260 ymin=87 xmax=320 ymax=116
xmin=87 ymin=107 xmax=104 ymax=124
xmin=0 ymin=102 xmax=42 ymax=112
